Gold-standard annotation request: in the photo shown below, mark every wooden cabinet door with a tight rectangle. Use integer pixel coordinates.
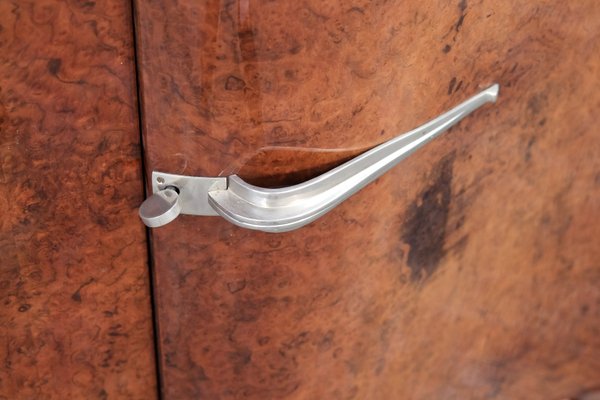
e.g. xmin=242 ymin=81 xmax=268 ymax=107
xmin=0 ymin=1 xmax=157 ymax=398
xmin=134 ymin=1 xmax=600 ymax=399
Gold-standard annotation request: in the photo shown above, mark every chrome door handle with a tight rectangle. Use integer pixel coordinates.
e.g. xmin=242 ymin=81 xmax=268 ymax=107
xmin=139 ymin=84 xmax=498 ymax=232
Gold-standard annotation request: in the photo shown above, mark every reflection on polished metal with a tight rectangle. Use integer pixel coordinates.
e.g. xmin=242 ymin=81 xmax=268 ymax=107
xmin=138 ymin=187 xmax=182 ymax=228
xmin=140 ymin=84 xmax=499 ymax=231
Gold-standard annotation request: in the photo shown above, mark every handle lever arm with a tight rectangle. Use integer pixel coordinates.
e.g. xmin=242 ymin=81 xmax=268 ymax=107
xmin=140 ymin=84 xmax=499 ymax=232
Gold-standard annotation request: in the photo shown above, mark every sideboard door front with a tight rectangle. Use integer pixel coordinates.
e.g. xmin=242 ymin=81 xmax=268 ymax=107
xmin=0 ymin=1 xmax=157 ymax=398
xmin=134 ymin=1 xmax=600 ymax=398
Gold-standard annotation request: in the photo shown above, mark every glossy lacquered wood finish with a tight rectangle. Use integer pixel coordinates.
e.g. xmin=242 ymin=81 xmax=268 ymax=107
xmin=135 ymin=1 xmax=600 ymax=398
xmin=0 ymin=1 xmax=156 ymax=398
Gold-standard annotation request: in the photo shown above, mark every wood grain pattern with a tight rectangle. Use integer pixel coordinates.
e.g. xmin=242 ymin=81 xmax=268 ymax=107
xmin=135 ymin=0 xmax=600 ymax=398
xmin=0 ymin=1 xmax=157 ymax=398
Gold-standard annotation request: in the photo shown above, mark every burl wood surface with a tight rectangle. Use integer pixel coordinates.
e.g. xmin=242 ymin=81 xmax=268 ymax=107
xmin=0 ymin=1 xmax=156 ymax=399
xmin=135 ymin=1 xmax=600 ymax=399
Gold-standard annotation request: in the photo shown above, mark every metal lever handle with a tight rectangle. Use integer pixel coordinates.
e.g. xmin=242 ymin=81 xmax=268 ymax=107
xmin=140 ymin=84 xmax=499 ymax=232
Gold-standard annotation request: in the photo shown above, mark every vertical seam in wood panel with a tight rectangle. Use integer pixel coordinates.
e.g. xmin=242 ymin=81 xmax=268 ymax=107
xmin=129 ymin=1 xmax=164 ymax=398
